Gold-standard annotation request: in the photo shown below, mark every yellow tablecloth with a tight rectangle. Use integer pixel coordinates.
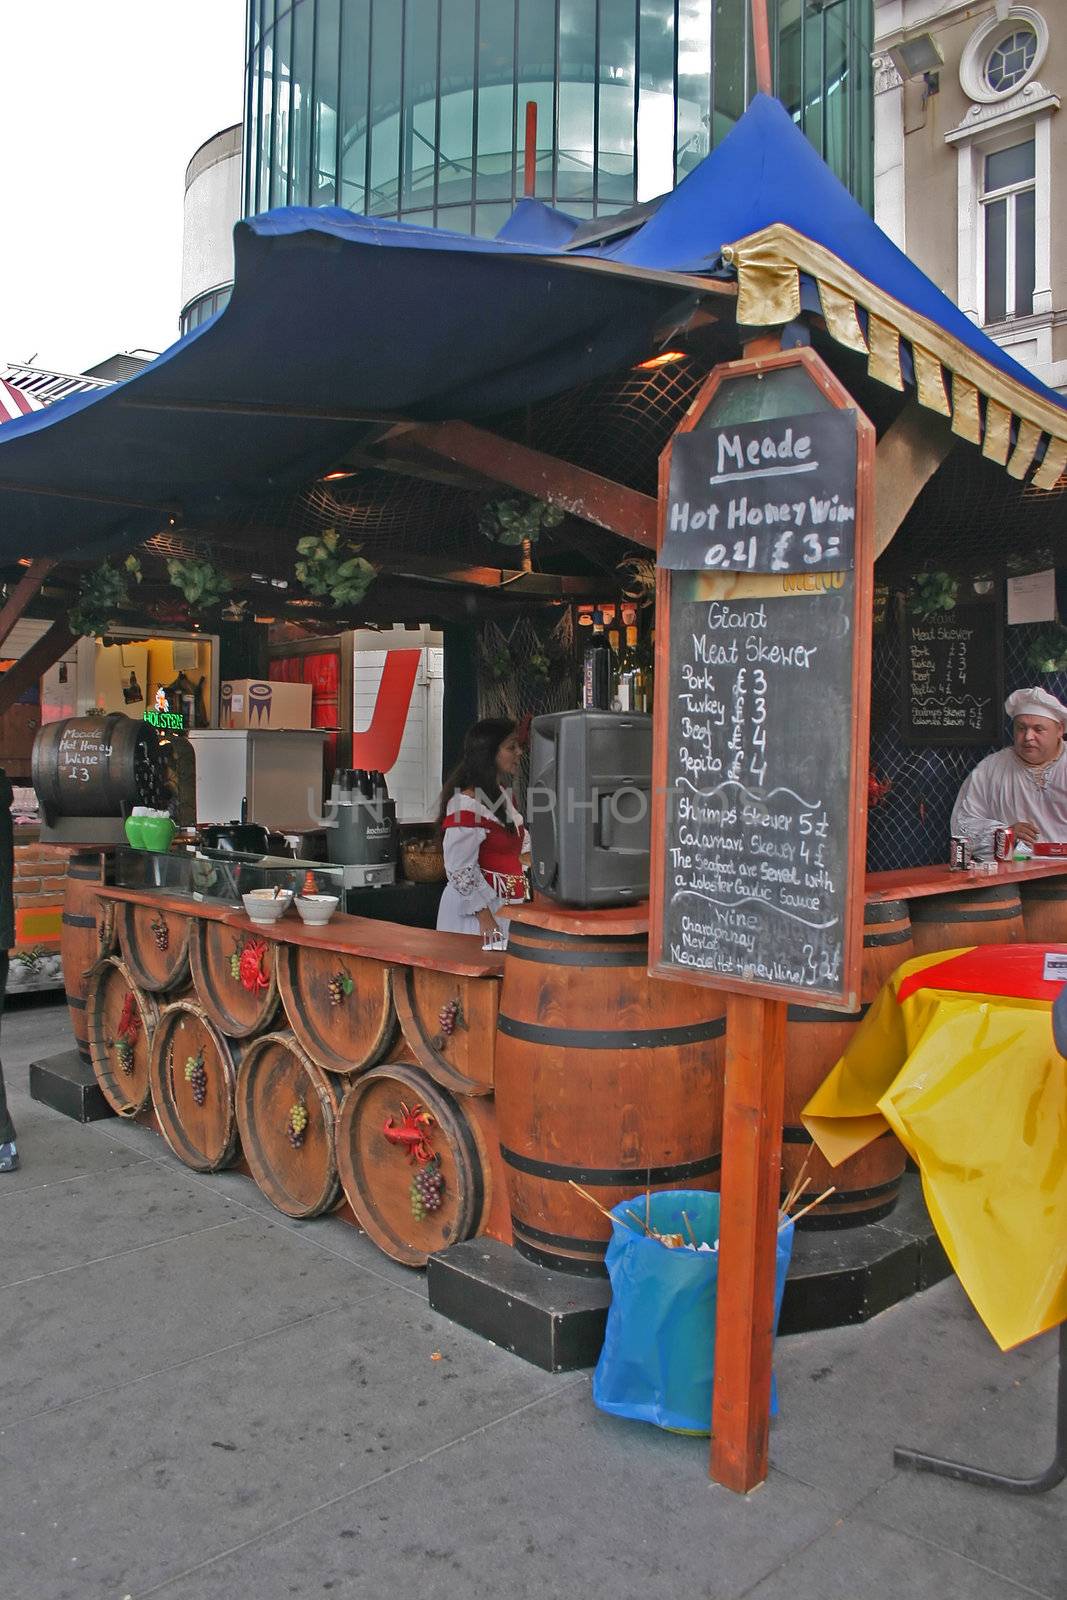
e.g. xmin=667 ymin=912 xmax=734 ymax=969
xmin=802 ymin=945 xmax=1067 ymax=1350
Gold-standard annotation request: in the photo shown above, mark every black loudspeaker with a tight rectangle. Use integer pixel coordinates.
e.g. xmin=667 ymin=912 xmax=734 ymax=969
xmin=527 ymin=711 xmax=652 ymax=907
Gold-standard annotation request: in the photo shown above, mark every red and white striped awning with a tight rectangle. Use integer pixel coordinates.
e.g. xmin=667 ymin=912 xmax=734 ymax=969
xmin=0 ymin=376 xmax=43 ymax=422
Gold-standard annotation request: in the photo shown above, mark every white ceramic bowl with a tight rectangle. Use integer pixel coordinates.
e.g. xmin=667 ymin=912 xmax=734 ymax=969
xmin=242 ymin=889 xmax=292 ymax=924
xmin=295 ymin=893 xmax=340 ymax=926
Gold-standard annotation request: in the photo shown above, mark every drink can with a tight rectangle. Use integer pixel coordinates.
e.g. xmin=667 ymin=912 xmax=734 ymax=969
xmin=993 ymin=826 xmax=1014 ymax=862
xmin=949 ymin=835 xmax=972 ymax=870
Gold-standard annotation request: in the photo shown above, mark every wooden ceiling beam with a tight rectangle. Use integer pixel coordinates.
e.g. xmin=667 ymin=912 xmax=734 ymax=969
xmin=0 ymin=559 xmax=59 ymax=652
xmin=396 ymin=420 xmax=658 ymax=549
xmin=0 ymin=619 xmax=76 ymax=717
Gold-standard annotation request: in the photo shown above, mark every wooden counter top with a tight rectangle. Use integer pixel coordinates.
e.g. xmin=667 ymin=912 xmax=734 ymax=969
xmin=97 ymin=885 xmax=501 ymax=978
xmin=515 ymin=896 xmax=652 ymax=937
xmin=864 ymin=859 xmax=1067 ymax=903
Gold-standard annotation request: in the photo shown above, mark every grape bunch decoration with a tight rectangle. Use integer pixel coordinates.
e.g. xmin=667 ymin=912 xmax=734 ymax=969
xmin=229 ymin=950 xmax=241 ymax=980
xmin=286 ymin=1099 xmax=309 ymax=1149
xmin=184 ymin=1051 xmax=208 ymax=1107
xmin=328 ymin=970 xmax=353 ymax=1008
xmin=437 ymin=997 xmax=460 ymax=1038
xmin=410 ymin=1158 xmax=444 ymax=1221
xmin=150 ymin=915 xmax=169 ymax=953
xmin=116 ymin=1038 xmax=135 ymax=1076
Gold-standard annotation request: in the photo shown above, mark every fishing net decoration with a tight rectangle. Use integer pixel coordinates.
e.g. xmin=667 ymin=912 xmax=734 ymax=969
xmin=477 ymin=611 xmax=577 ymax=728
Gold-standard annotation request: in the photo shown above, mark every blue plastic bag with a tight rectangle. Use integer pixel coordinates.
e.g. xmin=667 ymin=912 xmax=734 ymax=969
xmin=592 ymin=1190 xmax=794 ymax=1435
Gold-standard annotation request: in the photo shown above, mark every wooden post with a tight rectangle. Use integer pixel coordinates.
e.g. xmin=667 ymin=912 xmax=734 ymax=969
xmin=750 ymin=0 xmax=774 ymax=96
xmin=524 ymin=101 xmax=538 ymax=198
xmin=711 ymin=993 xmax=787 ymax=1490
xmin=0 ymin=618 xmax=75 ymax=717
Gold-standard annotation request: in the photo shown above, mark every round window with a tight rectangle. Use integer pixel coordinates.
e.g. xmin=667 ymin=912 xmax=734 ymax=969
xmin=985 ymin=26 xmax=1037 ymax=94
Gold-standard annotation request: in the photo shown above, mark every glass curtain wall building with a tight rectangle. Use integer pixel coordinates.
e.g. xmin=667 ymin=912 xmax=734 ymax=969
xmin=243 ymin=0 xmax=873 ymax=238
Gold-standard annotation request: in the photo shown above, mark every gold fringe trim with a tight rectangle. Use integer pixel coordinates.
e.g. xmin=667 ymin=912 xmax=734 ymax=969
xmin=817 ymin=282 xmax=867 ymax=353
xmin=1033 ymin=437 xmax=1067 ymax=490
xmin=912 ymin=346 xmax=951 ymax=417
xmin=722 ymin=241 xmax=800 ymax=326
xmin=1006 ymin=419 xmax=1042 ymax=480
xmin=981 ymin=400 xmax=1012 ymax=466
xmin=951 ymin=376 xmax=981 ymax=444
xmin=867 ymin=315 xmax=904 ymax=391
xmin=724 ymin=224 xmax=1067 ymax=490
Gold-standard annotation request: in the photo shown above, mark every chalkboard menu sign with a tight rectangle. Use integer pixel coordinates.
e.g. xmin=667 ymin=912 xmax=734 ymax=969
xmin=660 ymin=411 xmax=858 ymax=574
xmin=650 ymin=353 xmax=873 ymax=1010
xmin=900 ymin=598 xmax=1001 ymax=745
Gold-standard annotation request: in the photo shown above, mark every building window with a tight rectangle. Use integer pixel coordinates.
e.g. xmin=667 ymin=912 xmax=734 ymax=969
xmin=984 ymin=27 xmax=1037 ymax=96
xmin=982 ymin=139 xmax=1035 ymax=322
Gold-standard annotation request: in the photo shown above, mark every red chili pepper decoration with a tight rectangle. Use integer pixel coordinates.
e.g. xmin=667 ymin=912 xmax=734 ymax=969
xmin=238 ymin=938 xmax=270 ymax=994
xmin=867 ymin=769 xmax=892 ymax=810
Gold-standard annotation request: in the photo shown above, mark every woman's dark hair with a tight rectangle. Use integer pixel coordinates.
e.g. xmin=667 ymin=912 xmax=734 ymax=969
xmin=436 ymin=718 xmax=518 ymax=832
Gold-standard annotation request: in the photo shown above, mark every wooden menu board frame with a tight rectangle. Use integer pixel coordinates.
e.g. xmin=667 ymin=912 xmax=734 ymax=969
xmin=649 ymin=346 xmax=875 ymax=1012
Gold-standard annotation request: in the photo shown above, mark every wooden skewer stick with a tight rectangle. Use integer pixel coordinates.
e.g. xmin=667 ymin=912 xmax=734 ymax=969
xmin=624 ymin=1207 xmax=653 ymax=1236
xmin=645 ymin=1168 xmax=651 ymax=1234
xmin=681 ymin=1210 xmax=698 ymax=1248
xmin=781 ymin=1154 xmax=812 ymax=1217
xmin=785 ymin=1186 xmax=836 ymax=1228
xmin=566 ymin=1177 xmax=643 ymax=1235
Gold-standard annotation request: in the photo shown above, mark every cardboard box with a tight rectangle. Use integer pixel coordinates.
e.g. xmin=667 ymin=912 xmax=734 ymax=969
xmin=220 ymin=679 xmax=312 ymax=730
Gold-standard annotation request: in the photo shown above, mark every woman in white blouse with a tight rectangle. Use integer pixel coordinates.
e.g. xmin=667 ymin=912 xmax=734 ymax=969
xmin=436 ymin=719 xmax=530 ymax=938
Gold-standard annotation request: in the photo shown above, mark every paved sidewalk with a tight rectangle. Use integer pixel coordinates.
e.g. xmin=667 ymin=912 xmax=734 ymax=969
xmin=0 ymin=994 xmax=1062 ymax=1600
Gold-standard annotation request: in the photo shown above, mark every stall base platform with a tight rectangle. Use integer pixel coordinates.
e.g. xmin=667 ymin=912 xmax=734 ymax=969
xmin=427 ymin=1178 xmax=951 ymax=1372
xmin=29 ymin=1049 xmax=115 ymax=1123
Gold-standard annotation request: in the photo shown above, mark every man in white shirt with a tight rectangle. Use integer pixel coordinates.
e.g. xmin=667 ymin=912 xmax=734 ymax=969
xmin=951 ymin=686 xmax=1067 ymax=860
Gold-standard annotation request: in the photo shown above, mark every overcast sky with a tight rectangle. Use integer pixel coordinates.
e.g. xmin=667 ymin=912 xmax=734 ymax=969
xmin=0 ymin=1 xmax=247 ymax=376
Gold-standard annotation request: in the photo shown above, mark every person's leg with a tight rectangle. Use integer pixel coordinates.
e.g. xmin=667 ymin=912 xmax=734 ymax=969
xmin=0 ymin=955 xmax=17 ymax=1171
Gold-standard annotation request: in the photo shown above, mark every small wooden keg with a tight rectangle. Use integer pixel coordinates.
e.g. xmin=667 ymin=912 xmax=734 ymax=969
xmin=782 ymin=899 xmax=912 ymax=1228
xmin=236 ymin=1031 xmax=344 ymax=1219
xmin=1019 ymin=877 xmax=1067 ymax=943
xmin=909 ymin=882 xmax=1025 ymax=956
xmin=190 ymin=919 xmax=280 ymax=1038
xmin=149 ymin=1000 xmax=240 ymax=1172
xmin=393 ymin=966 xmax=498 ymax=1095
xmin=86 ymin=956 xmax=159 ymax=1116
xmin=118 ymin=899 xmax=191 ymax=993
xmin=277 ymin=945 xmax=397 ymax=1074
xmin=335 ymin=1063 xmax=489 ymax=1266
xmin=494 ymin=917 xmax=726 ymax=1275
xmin=60 ymin=851 xmax=110 ymax=1062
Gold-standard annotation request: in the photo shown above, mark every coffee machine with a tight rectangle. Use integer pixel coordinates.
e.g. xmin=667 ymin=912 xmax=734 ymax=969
xmin=326 ymin=769 xmax=398 ymax=888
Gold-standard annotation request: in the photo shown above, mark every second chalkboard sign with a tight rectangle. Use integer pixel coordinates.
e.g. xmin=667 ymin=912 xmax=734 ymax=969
xmin=900 ymin=595 xmax=1002 ymax=745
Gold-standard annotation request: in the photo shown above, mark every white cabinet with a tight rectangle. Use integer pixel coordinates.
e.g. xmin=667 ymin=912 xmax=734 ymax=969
xmin=186 ymin=729 xmax=327 ymax=830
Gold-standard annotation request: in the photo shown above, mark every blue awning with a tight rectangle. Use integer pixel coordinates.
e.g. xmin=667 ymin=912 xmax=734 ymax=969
xmin=1 ymin=93 xmax=1063 ymax=562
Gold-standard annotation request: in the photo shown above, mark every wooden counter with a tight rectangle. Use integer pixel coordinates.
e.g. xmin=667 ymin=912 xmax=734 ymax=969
xmin=864 ymin=859 xmax=1067 ymax=902
xmin=96 ymin=886 xmax=503 ymax=979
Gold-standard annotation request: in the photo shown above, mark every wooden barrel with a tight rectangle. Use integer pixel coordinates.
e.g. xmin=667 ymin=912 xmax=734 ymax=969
xmin=276 ymin=945 xmax=396 ymax=1074
xmin=148 ymin=1000 xmax=240 ymax=1172
xmin=190 ymin=919 xmax=281 ymax=1039
xmin=117 ymin=899 xmax=191 ymax=993
xmin=32 ymin=714 xmax=166 ymax=817
xmin=335 ymin=1063 xmax=489 ymax=1266
xmin=86 ymin=956 xmax=159 ymax=1115
xmin=236 ymin=1031 xmax=344 ymax=1218
xmin=782 ymin=899 xmax=913 ymax=1229
xmin=494 ymin=918 xmax=726 ymax=1276
xmin=909 ymin=882 xmax=1025 ymax=956
xmin=393 ymin=966 xmax=498 ymax=1094
xmin=61 ymin=851 xmax=109 ymax=1061
xmin=1019 ymin=877 xmax=1067 ymax=943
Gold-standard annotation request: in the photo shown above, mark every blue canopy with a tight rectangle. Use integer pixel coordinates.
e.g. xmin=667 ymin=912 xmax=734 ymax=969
xmin=1 ymin=93 xmax=1063 ymax=561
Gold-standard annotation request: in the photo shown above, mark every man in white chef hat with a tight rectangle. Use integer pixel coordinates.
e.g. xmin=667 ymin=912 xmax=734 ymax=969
xmin=951 ymin=685 xmax=1067 ymax=859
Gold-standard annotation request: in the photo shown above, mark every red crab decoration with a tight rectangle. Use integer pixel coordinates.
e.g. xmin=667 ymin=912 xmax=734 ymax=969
xmin=116 ymin=992 xmax=141 ymax=1042
xmin=238 ymin=938 xmax=270 ymax=993
xmin=867 ymin=770 xmax=893 ymax=810
xmin=383 ymin=1100 xmax=436 ymax=1165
